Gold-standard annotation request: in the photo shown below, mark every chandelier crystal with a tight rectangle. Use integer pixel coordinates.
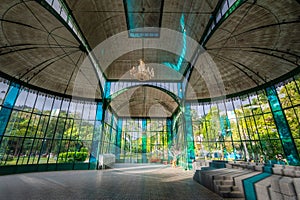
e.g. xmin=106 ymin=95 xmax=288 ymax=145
xmin=130 ymin=59 xmax=154 ymax=81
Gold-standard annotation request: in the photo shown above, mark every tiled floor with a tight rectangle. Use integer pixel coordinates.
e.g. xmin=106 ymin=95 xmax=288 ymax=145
xmin=0 ymin=164 xmax=230 ymax=200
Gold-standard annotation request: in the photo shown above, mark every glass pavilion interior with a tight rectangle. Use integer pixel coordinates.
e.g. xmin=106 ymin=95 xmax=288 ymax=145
xmin=0 ymin=0 xmax=299 ymax=174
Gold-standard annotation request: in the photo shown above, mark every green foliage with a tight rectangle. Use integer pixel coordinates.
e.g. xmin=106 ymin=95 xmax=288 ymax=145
xmin=80 ymin=147 xmax=89 ymax=152
xmin=58 ymin=148 xmax=88 ymax=163
xmin=191 ymin=79 xmax=300 ymax=162
xmin=0 ymin=154 xmax=14 ymax=161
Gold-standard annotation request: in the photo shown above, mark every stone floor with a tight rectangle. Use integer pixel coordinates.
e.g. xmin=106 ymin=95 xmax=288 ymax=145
xmin=0 ymin=164 xmax=242 ymax=200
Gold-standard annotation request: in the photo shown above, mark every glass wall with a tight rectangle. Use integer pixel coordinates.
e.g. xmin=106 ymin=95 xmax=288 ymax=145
xmin=191 ymin=75 xmax=300 ymax=164
xmin=0 ymin=73 xmax=299 ymax=170
xmin=0 ymin=78 xmax=97 ymax=168
xmin=119 ymin=118 xmax=169 ymax=163
xmin=109 ymin=81 xmax=180 ymax=98
xmin=100 ymin=109 xmax=117 ymax=155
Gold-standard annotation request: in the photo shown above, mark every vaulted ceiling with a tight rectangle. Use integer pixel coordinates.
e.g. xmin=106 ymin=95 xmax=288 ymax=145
xmin=0 ymin=0 xmax=299 ymax=117
xmin=109 ymin=86 xmax=179 ymax=118
xmin=0 ymin=0 xmax=101 ymax=99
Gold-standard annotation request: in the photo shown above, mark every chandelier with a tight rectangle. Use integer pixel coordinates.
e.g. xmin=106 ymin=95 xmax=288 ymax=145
xmin=130 ymin=59 xmax=154 ymax=81
xmin=129 ymin=7 xmax=154 ymax=81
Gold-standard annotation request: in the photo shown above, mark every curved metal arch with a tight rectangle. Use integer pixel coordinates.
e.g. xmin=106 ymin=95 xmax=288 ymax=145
xmin=35 ymin=0 xmax=106 ymax=95
xmin=107 ymin=84 xmax=181 ymax=107
xmin=200 ymin=0 xmax=248 ymax=46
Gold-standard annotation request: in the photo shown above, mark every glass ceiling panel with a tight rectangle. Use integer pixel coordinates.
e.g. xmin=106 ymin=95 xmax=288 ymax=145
xmin=124 ymin=0 xmax=163 ymax=38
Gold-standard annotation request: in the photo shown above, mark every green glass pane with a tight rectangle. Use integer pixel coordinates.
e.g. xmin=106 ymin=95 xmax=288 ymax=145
xmin=266 ymin=87 xmax=300 ymax=165
xmin=0 ymin=84 xmax=20 ymax=137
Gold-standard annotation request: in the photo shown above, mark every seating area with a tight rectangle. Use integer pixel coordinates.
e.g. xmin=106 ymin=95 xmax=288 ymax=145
xmin=193 ymin=160 xmax=300 ymax=199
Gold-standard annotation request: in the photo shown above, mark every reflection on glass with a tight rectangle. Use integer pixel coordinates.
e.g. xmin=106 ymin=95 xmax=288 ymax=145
xmin=0 ymin=74 xmax=300 ymax=170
